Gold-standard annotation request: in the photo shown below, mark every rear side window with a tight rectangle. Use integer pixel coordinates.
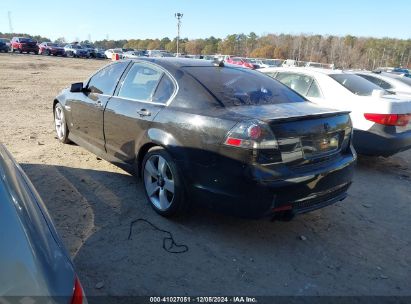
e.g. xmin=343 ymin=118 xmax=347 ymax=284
xmin=358 ymin=74 xmax=393 ymax=90
xmin=329 ymin=74 xmax=385 ymax=96
xmin=152 ymin=75 xmax=175 ymax=103
xmin=88 ymin=62 xmax=128 ymax=95
xmin=118 ymin=63 xmax=164 ymax=101
xmin=275 ymin=72 xmax=312 ymax=95
xmin=307 ymin=81 xmax=322 ymax=97
xmin=183 ymin=67 xmax=306 ymax=106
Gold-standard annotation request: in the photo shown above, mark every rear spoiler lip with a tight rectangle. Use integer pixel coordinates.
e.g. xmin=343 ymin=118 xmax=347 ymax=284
xmin=262 ymin=110 xmax=351 ymax=123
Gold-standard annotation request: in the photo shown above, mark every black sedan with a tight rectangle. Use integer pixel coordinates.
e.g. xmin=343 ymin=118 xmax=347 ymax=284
xmin=53 ymin=58 xmax=356 ymax=218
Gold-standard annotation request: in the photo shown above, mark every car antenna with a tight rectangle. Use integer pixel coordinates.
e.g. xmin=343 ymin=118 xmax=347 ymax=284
xmin=213 ymin=58 xmax=224 ymax=67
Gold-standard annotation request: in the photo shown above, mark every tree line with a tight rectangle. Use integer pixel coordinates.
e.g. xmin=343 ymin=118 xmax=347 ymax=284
xmin=1 ymin=31 xmax=410 ymax=69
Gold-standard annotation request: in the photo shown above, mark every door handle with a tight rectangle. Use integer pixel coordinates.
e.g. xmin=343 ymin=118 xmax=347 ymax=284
xmin=137 ymin=109 xmax=151 ymax=117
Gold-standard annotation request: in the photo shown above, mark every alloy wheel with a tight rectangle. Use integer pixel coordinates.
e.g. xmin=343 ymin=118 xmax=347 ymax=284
xmin=54 ymin=105 xmax=65 ymax=140
xmin=144 ymin=155 xmax=175 ymax=211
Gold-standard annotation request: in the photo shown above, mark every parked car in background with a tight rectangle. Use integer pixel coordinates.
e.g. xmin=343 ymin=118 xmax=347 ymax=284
xmin=0 ymin=144 xmax=86 ymax=303
xmin=122 ymin=50 xmax=146 ymax=59
xmin=94 ymin=48 xmax=106 ymax=59
xmin=202 ymin=55 xmax=216 ymax=60
xmin=147 ymin=50 xmax=174 ymax=57
xmin=249 ymin=58 xmax=283 ymax=68
xmin=10 ymin=37 xmax=39 ymax=54
xmin=261 ymin=67 xmax=411 ymax=157
xmin=38 ymin=42 xmax=65 ymax=56
xmin=53 ymin=58 xmax=355 ymax=219
xmin=104 ymin=48 xmax=123 ymax=59
xmin=392 ymin=68 xmax=410 ymax=75
xmin=356 ymin=71 xmax=411 ymax=95
xmin=225 ymin=57 xmax=255 ymax=69
xmin=81 ymin=44 xmax=97 ymax=58
xmin=282 ymin=59 xmax=306 ymax=67
xmin=0 ymin=38 xmax=10 ymax=52
xmin=64 ymin=44 xmax=89 ymax=58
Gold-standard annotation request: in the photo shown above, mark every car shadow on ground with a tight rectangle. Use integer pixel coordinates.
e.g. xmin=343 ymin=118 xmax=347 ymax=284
xmin=20 ymin=161 xmax=411 ymax=299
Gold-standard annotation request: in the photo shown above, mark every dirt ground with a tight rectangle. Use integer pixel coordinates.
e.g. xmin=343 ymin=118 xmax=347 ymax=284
xmin=0 ymin=53 xmax=410 ymax=298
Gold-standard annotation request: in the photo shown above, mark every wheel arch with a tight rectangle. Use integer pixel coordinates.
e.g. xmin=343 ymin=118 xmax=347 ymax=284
xmin=136 ymin=128 xmax=187 ymax=177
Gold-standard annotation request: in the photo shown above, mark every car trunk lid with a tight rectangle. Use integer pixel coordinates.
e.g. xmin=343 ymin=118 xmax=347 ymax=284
xmin=227 ymin=102 xmax=352 ymax=166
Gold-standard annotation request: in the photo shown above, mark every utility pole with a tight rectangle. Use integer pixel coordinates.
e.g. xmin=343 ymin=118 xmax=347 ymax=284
xmin=175 ymin=13 xmax=183 ymax=56
xmin=8 ymin=11 xmax=13 ymax=33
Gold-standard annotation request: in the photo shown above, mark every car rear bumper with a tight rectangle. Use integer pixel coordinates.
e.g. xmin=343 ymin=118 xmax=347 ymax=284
xmin=185 ymin=146 xmax=356 ymax=218
xmin=353 ymin=126 xmax=411 ymax=157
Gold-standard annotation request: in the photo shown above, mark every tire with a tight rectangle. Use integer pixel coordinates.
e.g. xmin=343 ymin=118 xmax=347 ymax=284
xmin=19 ymin=48 xmax=22 ymax=54
xmin=46 ymin=49 xmax=50 ymax=56
xmin=54 ymin=103 xmax=70 ymax=144
xmin=142 ymin=147 xmax=188 ymax=217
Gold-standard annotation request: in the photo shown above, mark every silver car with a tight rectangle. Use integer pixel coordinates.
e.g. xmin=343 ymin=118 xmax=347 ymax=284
xmin=0 ymin=144 xmax=87 ymax=303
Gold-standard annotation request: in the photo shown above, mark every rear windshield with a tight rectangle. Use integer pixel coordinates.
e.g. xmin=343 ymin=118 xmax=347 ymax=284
xmin=182 ymin=66 xmax=306 ymax=106
xmin=329 ymin=73 xmax=386 ymax=96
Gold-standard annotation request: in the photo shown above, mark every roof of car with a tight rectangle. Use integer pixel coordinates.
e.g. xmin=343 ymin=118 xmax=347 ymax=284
xmin=129 ymin=57 xmax=223 ymax=68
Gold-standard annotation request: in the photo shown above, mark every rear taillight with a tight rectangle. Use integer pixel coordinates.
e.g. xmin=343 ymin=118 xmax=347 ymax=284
xmin=71 ymin=276 xmax=85 ymax=304
xmin=223 ymin=120 xmax=278 ymax=149
xmin=364 ymin=113 xmax=411 ymax=127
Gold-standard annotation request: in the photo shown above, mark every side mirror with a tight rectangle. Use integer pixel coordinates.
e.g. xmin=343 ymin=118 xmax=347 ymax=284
xmin=70 ymin=82 xmax=84 ymax=93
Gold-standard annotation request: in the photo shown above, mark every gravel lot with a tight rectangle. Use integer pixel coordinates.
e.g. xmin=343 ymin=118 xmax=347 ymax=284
xmin=0 ymin=53 xmax=410 ymax=298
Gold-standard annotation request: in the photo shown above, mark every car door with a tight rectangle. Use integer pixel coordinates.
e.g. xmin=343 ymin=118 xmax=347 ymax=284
xmin=104 ymin=61 xmax=176 ymax=163
xmin=68 ymin=61 xmax=130 ymax=151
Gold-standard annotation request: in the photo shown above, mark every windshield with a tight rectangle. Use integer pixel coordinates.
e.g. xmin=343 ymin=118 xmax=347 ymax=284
xmin=72 ymin=45 xmax=82 ymax=49
xmin=19 ymin=38 xmax=33 ymax=43
xmin=329 ymin=73 xmax=386 ymax=96
xmin=183 ymin=66 xmax=306 ymax=106
xmin=48 ymin=43 xmax=59 ymax=47
xmin=0 ymin=38 xmax=8 ymax=43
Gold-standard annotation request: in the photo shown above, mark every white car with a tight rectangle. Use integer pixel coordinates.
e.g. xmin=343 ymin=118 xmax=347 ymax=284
xmin=355 ymin=71 xmax=411 ymax=95
xmin=104 ymin=48 xmax=123 ymax=59
xmin=260 ymin=67 xmax=411 ymax=156
xmin=247 ymin=58 xmax=283 ymax=68
xmin=122 ymin=50 xmax=146 ymax=59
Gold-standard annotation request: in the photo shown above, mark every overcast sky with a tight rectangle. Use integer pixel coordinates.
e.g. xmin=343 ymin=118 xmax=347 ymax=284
xmin=0 ymin=0 xmax=410 ymax=41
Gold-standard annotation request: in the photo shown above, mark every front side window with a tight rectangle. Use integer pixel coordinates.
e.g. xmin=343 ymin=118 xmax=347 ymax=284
xmin=88 ymin=62 xmax=129 ymax=95
xmin=118 ymin=63 xmax=165 ymax=101
xmin=183 ymin=66 xmax=306 ymax=106
xmin=330 ymin=74 xmax=386 ymax=96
